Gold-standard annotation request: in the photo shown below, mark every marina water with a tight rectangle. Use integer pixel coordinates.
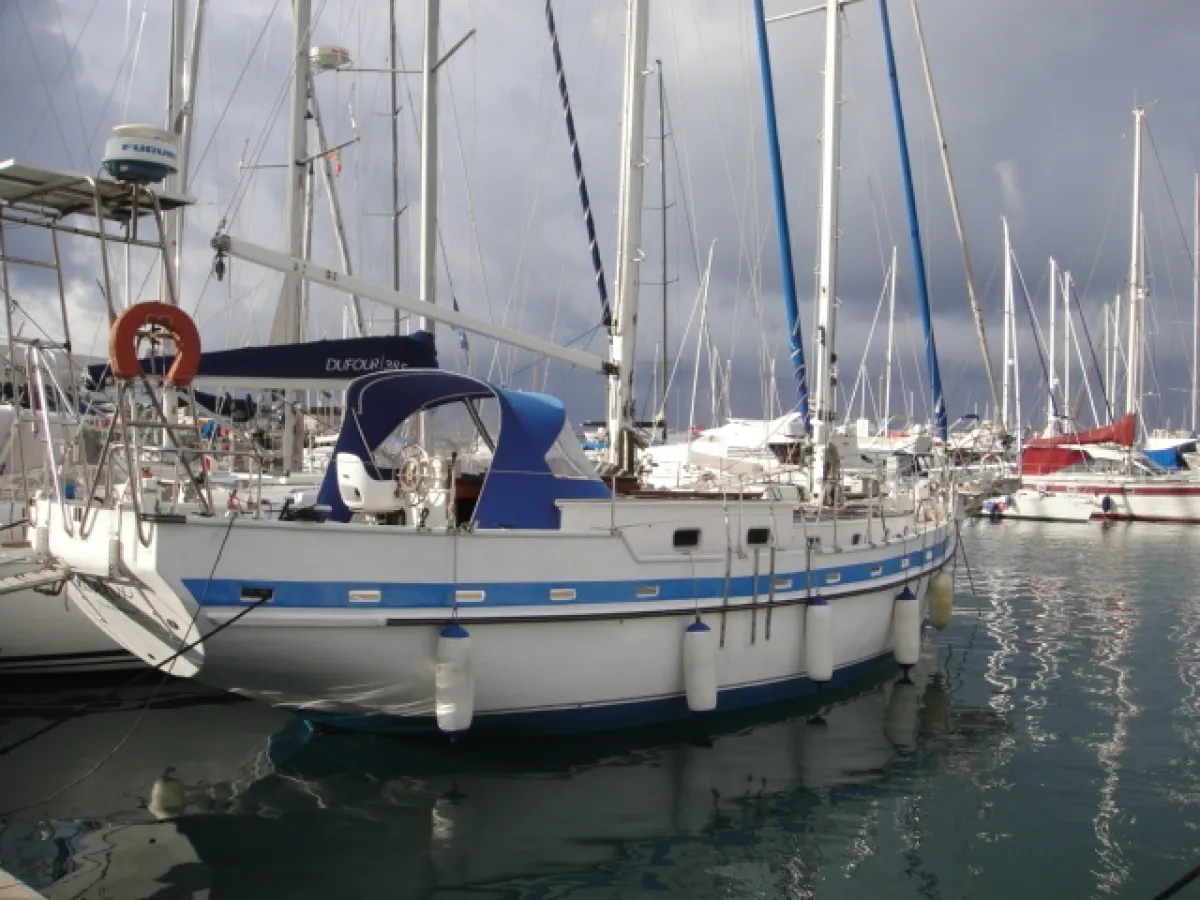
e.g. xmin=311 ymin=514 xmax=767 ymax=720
xmin=1 ymin=520 xmax=1197 ymax=899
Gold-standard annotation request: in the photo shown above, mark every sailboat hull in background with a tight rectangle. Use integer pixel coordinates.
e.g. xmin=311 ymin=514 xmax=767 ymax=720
xmin=0 ymin=555 xmax=141 ymax=674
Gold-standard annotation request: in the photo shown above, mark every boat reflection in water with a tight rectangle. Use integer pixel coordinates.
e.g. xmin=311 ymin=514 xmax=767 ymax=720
xmin=195 ymin=660 xmax=1002 ymax=898
xmin=0 ymin=679 xmax=286 ymax=899
xmin=1 ymin=658 xmax=1006 ymax=898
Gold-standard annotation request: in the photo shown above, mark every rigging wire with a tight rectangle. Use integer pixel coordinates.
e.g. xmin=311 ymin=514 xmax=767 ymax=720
xmin=1078 ymin=141 xmax=1127 ymax=302
xmin=443 ymin=31 xmax=498 ymax=353
xmin=1066 ymin=275 xmax=1113 ymax=423
xmin=1145 ymin=121 xmax=1197 ymax=283
xmin=15 ymin=2 xmax=80 ymax=170
xmin=119 ymin=0 xmax=150 ymax=124
xmin=17 ymin=0 xmax=102 ymax=160
xmin=51 ymin=0 xmax=91 ymax=162
xmin=484 ymin=11 xmax=572 ymax=384
xmin=843 ymin=271 xmax=892 ymax=423
xmin=544 ymin=0 xmax=611 ymax=328
xmin=1143 ymin=132 xmax=1197 ymax=426
xmin=1010 ymin=254 xmax=1059 ymax=421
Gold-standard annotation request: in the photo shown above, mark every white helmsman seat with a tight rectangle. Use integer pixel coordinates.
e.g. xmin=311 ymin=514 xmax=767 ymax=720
xmin=336 ymin=452 xmax=403 ymax=515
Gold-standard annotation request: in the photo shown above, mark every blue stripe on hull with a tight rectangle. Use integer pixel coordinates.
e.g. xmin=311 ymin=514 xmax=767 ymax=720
xmin=293 ymin=653 xmax=898 ymax=739
xmin=182 ymin=537 xmax=952 ymax=610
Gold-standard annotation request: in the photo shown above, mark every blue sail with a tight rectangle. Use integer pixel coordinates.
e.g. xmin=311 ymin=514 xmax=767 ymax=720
xmin=752 ymin=0 xmax=809 ymax=427
xmin=878 ymin=0 xmax=947 ymax=440
xmin=85 ymin=332 xmax=438 ymax=390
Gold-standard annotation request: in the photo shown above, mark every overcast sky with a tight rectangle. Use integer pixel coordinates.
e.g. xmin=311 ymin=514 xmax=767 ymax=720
xmin=3 ymin=0 xmax=1198 ymax=432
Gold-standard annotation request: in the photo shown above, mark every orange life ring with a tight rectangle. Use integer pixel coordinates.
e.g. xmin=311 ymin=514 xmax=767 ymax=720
xmin=108 ymin=301 xmax=202 ymax=388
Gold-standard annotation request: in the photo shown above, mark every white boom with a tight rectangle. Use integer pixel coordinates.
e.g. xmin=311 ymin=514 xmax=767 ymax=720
xmin=211 ymin=233 xmax=607 ymax=374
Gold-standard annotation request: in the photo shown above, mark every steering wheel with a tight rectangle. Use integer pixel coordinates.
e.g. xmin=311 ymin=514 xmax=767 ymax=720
xmin=395 ymin=444 xmax=430 ymax=506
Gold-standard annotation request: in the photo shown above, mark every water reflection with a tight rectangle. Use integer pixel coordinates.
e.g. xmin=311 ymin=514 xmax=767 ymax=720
xmin=10 ymin=523 xmax=1200 ymax=898
xmin=0 ymin=660 xmax=1005 ymax=899
xmin=1169 ymin=567 xmax=1200 ymax=820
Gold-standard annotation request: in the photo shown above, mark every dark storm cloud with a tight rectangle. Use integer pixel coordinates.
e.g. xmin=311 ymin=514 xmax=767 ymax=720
xmin=4 ymin=0 xmax=1199 ymax=430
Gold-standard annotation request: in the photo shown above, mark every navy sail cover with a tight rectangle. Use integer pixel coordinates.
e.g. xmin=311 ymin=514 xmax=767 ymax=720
xmin=85 ymin=333 xmax=437 ymax=390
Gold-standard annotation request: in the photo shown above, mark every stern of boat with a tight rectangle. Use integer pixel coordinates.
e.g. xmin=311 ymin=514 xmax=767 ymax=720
xmin=36 ymin=496 xmax=207 ymax=677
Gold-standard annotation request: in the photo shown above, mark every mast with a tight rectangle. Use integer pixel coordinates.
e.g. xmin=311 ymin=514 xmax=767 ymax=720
xmin=1193 ymin=171 xmax=1198 ymax=433
xmin=605 ymin=0 xmax=651 ymax=471
xmin=686 ymin=242 xmax=715 ymax=466
xmin=909 ymin=0 xmax=1002 ymax=427
xmin=1013 ymin=268 xmax=1023 ymax=452
xmin=752 ymin=0 xmax=809 ymax=428
xmin=658 ymin=59 xmax=669 ymax=443
xmin=1001 ymin=218 xmax=1012 ymax=429
xmin=1104 ymin=300 xmax=1113 ymax=420
xmin=1048 ymin=256 xmax=1056 ymax=430
xmin=390 ymin=0 xmax=403 ymax=335
xmin=160 ymin=0 xmax=188 ymax=306
xmin=877 ymin=0 xmax=945 ymax=440
xmin=300 ymin=102 xmax=316 ymax=338
xmin=280 ymin=0 xmax=312 ymax=472
xmin=417 ymin=0 xmax=440 ymax=333
xmin=884 ymin=244 xmax=896 ymax=431
xmin=309 ymin=81 xmax=366 ymax=336
xmin=1112 ymin=290 xmax=1121 ymax=413
xmin=1062 ymin=269 xmax=1072 ymax=427
xmin=1125 ymin=106 xmax=1145 ymax=421
xmin=158 ymin=0 xmax=206 ymax=305
xmin=810 ymin=0 xmax=844 ymax=489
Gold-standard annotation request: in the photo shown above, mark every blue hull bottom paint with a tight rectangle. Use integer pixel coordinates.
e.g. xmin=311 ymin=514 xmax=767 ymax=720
xmin=294 ymin=653 xmax=900 ymax=740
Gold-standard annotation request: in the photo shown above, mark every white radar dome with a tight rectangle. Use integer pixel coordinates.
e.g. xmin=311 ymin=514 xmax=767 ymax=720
xmin=102 ymin=124 xmax=179 ymax=184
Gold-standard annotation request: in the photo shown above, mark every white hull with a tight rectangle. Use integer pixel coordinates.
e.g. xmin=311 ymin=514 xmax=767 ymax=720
xmin=1053 ymin=480 xmax=1200 ymax=523
xmin=42 ymin=494 xmax=955 ymax=736
xmin=0 ymin=551 xmax=140 ymax=674
xmin=982 ymin=475 xmax=1200 ymax=523
xmin=981 ymin=488 xmax=1097 ymax=523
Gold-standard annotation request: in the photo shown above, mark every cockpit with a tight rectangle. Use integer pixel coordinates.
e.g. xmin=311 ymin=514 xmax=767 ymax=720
xmin=318 ymin=370 xmax=609 ymax=531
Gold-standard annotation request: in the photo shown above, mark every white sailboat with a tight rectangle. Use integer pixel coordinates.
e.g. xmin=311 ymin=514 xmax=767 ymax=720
xmin=0 ymin=171 xmax=166 ymax=675
xmin=984 ymin=107 xmax=1200 ymax=524
xmin=31 ymin=0 xmax=957 ymax=737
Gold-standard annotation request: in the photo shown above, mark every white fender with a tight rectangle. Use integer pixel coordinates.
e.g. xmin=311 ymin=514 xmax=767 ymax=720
xmin=805 ymin=598 xmax=833 ymax=683
xmin=682 ymin=619 xmax=718 ymax=712
xmin=892 ymin=585 xmax=921 ymax=668
xmin=435 ymin=624 xmax=474 ymax=734
xmin=928 ymin=570 xmax=954 ymax=631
